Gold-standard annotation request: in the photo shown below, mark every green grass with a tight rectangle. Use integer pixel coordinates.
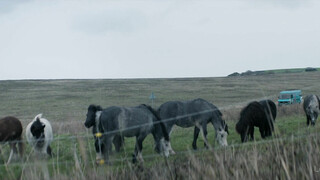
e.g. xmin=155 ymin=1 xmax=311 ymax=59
xmin=0 ymin=70 xmax=320 ymax=179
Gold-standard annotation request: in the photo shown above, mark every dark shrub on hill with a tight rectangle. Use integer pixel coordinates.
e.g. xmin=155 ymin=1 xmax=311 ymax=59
xmin=228 ymin=72 xmax=240 ymax=77
xmin=305 ymin=67 xmax=317 ymax=72
xmin=241 ymin=70 xmax=254 ymax=76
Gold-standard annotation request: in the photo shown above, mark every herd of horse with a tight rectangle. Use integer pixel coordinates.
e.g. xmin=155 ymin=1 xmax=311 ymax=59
xmin=0 ymin=95 xmax=319 ymax=165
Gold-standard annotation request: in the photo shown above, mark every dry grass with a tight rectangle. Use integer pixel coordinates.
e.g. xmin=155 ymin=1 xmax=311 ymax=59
xmin=1 ymin=71 xmax=320 ymax=179
xmin=31 ymin=133 xmax=320 ymax=180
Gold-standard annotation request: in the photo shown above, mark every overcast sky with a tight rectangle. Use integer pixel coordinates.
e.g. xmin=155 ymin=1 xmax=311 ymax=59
xmin=0 ymin=0 xmax=319 ymax=80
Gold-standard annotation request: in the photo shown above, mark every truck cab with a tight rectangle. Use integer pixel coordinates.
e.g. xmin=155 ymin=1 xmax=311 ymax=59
xmin=278 ymin=90 xmax=302 ymax=106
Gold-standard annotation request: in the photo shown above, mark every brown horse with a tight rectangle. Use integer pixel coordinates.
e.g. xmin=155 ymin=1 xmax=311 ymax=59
xmin=0 ymin=116 xmax=24 ymax=164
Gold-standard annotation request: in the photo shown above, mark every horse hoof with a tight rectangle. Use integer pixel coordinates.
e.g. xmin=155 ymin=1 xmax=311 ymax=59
xmin=169 ymin=150 xmax=176 ymax=155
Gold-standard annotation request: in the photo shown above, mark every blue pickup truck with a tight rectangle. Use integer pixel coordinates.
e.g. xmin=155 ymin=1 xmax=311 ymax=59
xmin=278 ymin=90 xmax=302 ymax=106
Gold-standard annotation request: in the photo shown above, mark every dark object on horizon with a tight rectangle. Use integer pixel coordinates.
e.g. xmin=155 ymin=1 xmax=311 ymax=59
xmin=228 ymin=72 xmax=240 ymax=77
xmin=305 ymin=67 xmax=318 ymax=72
xmin=228 ymin=70 xmax=269 ymax=77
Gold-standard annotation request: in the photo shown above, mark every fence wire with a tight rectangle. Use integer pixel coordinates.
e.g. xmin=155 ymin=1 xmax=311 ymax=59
xmin=0 ymin=95 xmax=313 ymax=168
xmin=0 ymin=95 xmax=278 ymax=145
xmin=1 ymin=131 xmax=318 ymax=168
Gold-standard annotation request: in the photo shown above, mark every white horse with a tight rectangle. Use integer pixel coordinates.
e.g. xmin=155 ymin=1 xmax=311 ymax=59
xmin=26 ymin=114 xmax=53 ymax=156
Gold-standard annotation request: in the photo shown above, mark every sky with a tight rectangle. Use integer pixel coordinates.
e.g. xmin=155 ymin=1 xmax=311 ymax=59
xmin=0 ymin=0 xmax=319 ymax=80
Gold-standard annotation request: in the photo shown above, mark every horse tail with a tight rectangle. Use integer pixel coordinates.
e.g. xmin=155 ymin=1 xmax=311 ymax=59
xmin=317 ymin=95 xmax=320 ymax=110
xmin=235 ymin=121 xmax=242 ymax=134
xmin=140 ymin=104 xmax=170 ymax=142
xmin=35 ymin=113 xmax=43 ymax=121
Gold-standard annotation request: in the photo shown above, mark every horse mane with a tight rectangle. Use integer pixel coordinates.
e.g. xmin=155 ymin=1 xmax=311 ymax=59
xmin=88 ymin=104 xmax=103 ymax=112
xmin=139 ymin=104 xmax=169 ymax=141
xmin=259 ymin=99 xmax=277 ymax=122
xmin=139 ymin=104 xmax=160 ymax=120
xmin=215 ymin=108 xmax=223 ymax=116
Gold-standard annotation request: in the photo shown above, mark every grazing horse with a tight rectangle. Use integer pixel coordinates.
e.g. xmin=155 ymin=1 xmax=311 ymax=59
xmin=303 ymin=95 xmax=320 ymax=126
xmin=26 ymin=114 xmax=53 ymax=156
xmin=157 ymin=98 xmax=229 ymax=153
xmin=84 ymin=104 xmax=170 ymax=164
xmin=84 ymin=105 xmax=124 ymax=153
xmin=0 ymin=116 xmax=24 ymax=164
xmin=259 ymin=99 xmax=277 ymax=136
xmin=236 ymin=101 xmax=273 ymax=143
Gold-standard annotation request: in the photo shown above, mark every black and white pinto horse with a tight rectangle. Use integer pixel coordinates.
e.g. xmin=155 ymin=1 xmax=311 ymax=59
xmin=26 ymin=114 xmax=53 ymax=156
xmin=0 ymin=116 xmax=24 ymax=164
xmin=84 ymin=104 xmax=170 ymax=164
xmin=157 ymin=98 xmax=229 ymax=153
xmin=303 ymin=95 xmax=320 ymax=126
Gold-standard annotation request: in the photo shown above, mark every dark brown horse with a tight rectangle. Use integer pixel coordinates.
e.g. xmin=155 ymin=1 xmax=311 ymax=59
xmin=0 ymin=116 xmax=24 ymax=164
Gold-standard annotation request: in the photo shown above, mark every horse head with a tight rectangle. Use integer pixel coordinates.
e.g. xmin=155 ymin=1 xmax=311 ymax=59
xmin=84 ymin=104 xmax=102 ymax=128
xmin=212 ymin=109 xmax=228 ymax=146
xmin=216 ymin=127 xmax=228 ymax=147
xmin=307 ymin=104 xmax=319 ymax=126
xmin=138 ymin=104 xmax=171 ymax=157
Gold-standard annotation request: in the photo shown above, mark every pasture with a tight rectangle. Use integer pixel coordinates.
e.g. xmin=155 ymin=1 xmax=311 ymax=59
xmin=0 ymin=71 xmax=320 ymax=179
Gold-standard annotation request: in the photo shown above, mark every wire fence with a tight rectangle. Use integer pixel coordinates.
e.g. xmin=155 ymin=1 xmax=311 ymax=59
xmin=0 ymin=95 xmax=279 ymax=145
xmin=1 ymin=130 xmax=318 ymax=168
xmin=0 ymin=98 xmax=314 ymax=169
xmin=0 ymin=86 xmax=315 ymax=170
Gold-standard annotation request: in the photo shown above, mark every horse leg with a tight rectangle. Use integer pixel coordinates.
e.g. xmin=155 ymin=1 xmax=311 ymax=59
xmin=192 ymin=126 xmax=200 ymax=150
xmin=249 ymin=126 xmax=255 ymax=141
xmin=46 ymin=145 xmax=52 ymax=157
xmin=113 ymin=135 xmax=123 ymax=153
xmin=307 ymin=115 xmax=311 ymax=126
xmin=165 ymin=125 xmax=175 ymax=155
xmin=201 ymin=124 xmax=209 ymax=149
xmin=7 ymin=143 xmax=17 ymax=164
xmin=241 ymin=126 xmax=249 ymax=142
xmin=104 ymin=137 xmax=113 ymax=164
xmin=241 ymin=133 xmax=246 ymax=143
xmin=132 ymin=135 xmax=146 ymax=163
xmin=17 ymin=137 xmax=24 ymax=159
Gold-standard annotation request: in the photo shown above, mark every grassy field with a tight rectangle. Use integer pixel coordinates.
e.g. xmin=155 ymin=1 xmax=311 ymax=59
xmin=0 ymin=71 xmax=320 ymax=179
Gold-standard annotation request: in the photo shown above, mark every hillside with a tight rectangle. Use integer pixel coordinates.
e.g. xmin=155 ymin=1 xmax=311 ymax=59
xmin=0 ymin=70 xmax=320 ymax=179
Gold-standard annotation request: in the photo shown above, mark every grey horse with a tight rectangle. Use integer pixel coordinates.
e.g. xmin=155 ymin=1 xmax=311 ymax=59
xmin=157 ymin=98 xmax=228 ymax=154
xmin=84 ymin=104 xmax=170 ymax=164
xmin=303 ymin=95 xmax=320 ymax=126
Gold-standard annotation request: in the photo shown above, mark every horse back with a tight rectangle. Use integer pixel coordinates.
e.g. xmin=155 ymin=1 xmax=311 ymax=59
xmin=239 ymin=102 xmax=266 ymax=128
xmin=100 ymin=106 xmax=154 ymax=137
xmin=259 ymin=99 xmax=277 ymax=121
xmin=158 ymin=98 xmax=215 ymax=127
xmin=0 ymin=116 xmax=23 ymax=142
